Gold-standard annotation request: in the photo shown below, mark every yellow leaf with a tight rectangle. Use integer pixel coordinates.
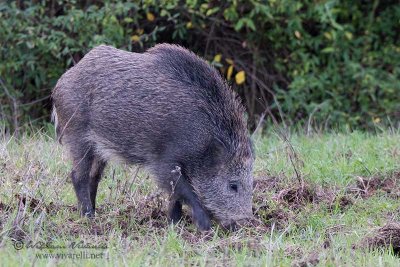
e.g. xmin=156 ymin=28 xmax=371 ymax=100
xmin=227 ymin=65 xmax=233 ymax=80
xmin=186 ymin=21 xmax=193 ymax=29
xmin=136 ymin=28 xmax=144 ymax=35
xmin=131 ymin=35 xmax=140 ymax=42
xmin=345 ymin=31 xmax=353 ymax=40
xmin=324 ymin=32 xmax=332 ymax=40
xmin=373 ymin=117 xmax=381 ymax=123
xmin=225 ymin=58 xmax=234 ymax=65
xmin=146 ymin=12 xmax=155 ymax=22
xmin=235 ymin=70 xmax=245 ymax=85
xmin=213 ymin=54 xmax=222 ymax=63
xmin=294 ymin=30 xmax=301 ymax=39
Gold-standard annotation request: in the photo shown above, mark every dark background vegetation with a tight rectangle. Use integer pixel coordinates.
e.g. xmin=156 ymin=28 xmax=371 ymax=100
xmin=1 ymin=0 xmax=399 ymax=135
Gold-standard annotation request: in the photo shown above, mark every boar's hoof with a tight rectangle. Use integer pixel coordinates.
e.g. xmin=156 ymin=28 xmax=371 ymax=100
xmin=79 ymin=205 xmax=95 ymax=218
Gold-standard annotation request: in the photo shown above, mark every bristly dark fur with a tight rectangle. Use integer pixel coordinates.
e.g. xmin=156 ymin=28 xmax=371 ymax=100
xmin=147 ymin=44 xmax=249 ymax=156
xmin=52 ymin=44 xmax=254 ymax=231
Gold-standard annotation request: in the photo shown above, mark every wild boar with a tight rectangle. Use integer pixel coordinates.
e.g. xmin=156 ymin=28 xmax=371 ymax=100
xmin=52 ymin=44 xmax=254 ymax=231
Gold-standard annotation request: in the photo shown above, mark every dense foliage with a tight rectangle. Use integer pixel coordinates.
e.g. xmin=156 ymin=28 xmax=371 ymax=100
xmin=1 ymin=0 xmax=399 ymax=134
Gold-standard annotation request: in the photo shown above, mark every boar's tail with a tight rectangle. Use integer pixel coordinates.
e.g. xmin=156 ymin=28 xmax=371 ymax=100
xmin=51 ymin=106 xmax=63 ymax=144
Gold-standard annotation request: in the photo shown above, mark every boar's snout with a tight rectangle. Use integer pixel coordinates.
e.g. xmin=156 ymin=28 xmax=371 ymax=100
xmin=220 ymin=212 xmax=254 ymax=231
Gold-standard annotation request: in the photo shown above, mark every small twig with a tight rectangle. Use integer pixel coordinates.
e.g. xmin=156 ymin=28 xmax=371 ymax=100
xmin=128 ymin=167 xmax=140 ymax=193
xmin=169 ymin=166 xmax=182 ymax=199
xmin=249 ymin=46 xmax=258 ymax=119
xmin=19 ymin=95 xmax=50 ymax=107
xmin=306 ymin=102 xmax=327 ymax=136
xmin=287 ymin=149 xmax=302 ymax=185
xmin=252 ymin=111 xmax=267 ymax=138
xmin=204 ymin=20 xmax=216 ymax=57
xmin=274 ymin=128 xmax=303 ymax=184
xmin=234 ymin=60 xmax=287 ymax=129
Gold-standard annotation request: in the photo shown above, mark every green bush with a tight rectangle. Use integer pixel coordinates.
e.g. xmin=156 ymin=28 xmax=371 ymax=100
xmin=1 ymin=0 xmax=399 ymax=134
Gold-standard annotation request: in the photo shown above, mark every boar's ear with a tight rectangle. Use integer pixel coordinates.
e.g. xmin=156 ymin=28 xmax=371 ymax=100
xmin=203 ymin=138 xmax=227 ymax=167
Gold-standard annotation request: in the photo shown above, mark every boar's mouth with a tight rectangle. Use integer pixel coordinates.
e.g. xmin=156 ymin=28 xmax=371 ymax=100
xmin=200 ymin=207 xmax=251 ymax=231
xmin=194 ymin=196 xmax=253 ymax=230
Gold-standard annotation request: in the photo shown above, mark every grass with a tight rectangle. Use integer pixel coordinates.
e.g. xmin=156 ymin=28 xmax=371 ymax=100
xmin=1 ymin=129 xmax=400 ymax=266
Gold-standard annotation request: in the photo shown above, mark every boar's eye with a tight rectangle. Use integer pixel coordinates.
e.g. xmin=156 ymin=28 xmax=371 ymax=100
xmin=229 ymin=181 xmax=238 ymax=193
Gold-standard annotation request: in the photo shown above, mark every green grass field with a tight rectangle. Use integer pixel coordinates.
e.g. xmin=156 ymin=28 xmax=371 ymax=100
xmin=1 ymin=129 xmax=400 ymax=266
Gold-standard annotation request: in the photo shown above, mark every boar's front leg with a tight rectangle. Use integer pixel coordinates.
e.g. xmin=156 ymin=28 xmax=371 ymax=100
xmin=187 ymin=194 xmax=211 ymax=231
xmin=168 ymin=174 xmax=211 ymax=231
xmin=168 ymin=198 xmax=183 ymax=224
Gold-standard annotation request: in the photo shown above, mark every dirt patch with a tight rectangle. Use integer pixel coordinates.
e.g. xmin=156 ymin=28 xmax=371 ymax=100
xmin=254 ymin=175 xmax=351 ymax=209
xmin=349 ymin=173 xmax=400 ymax=199
xmin=251 ymin=171 xmax=400 ymax=234
xmin=253 ymin=176 xmax=310 ymax=229
xmin=96 ymin=191 xmax=171 ymax=237
xmin=254 ymin=171 xmax=400 ymax=224
xmin=4 ymin=191 xmax=171 ymax=239
xmin=252 ymin=175 xmax=354 ymax=229
xmin=253 ymin=175 xmax=319 ymax=207
xmin=5 ymin=171 xmax=400 ymax=251
xmin=284 ymin=244 xmax=303 ymax=258
xmin=324 ymin=193 xmax=354 ymax=212
xmin=254 ymin=171 xmax=400 ymax=229
xmin=253 ymin=176 xmax=281 ymax=192
xmin=68 ymin=220 xmax=105 ymax=236
xmin=11 ymin=194 xmax=61 ymax=214
xmin=358 ymin=222 xmax=400 ymax=255
xmin=292 ymin=251 xmax=320 ymax=267
xmin=272 ymin=183 xmax=315 ymax=209
xmin=127 ymin=191 xmax=168 ymax=228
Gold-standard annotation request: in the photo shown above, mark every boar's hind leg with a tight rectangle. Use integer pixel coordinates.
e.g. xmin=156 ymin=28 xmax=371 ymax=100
xmin=169 ymin=177 xmax=211 ymax=231
xmin=71 ymin=145 xmax=95 ymax=217
xmin=89 ymin=158 xmax=106 ymax=211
